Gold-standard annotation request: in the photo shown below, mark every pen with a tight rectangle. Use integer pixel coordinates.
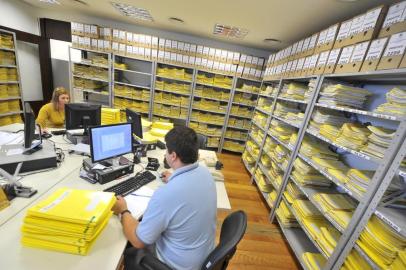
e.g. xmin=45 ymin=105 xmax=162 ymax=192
xmin=130 ymin=194 xmax=151 ymax=198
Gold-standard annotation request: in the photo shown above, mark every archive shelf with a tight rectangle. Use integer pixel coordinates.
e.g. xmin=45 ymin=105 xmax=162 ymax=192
xmin=247 ymin=69 xmax=406 ymax=270
xmin=0 ymin=29 xmax=24 ymax=127
xmin=252 ymin=175 xmax=274 ymax=209
xmin=154 ymin=88 xmax=190 ymax=96
xmin=69 ymin=47 xmax=112 ymax=107
xmin=114 ymin=81 xmax=151 ymax=89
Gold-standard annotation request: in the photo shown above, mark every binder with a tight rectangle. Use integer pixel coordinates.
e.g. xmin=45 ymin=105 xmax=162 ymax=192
xmin=378 ymin=1 xmax=406 ymax=38
xmin=324 ymin=48 xmax=341 ymax=74
xmin=335 ymin=41 xmax=370 ymax=73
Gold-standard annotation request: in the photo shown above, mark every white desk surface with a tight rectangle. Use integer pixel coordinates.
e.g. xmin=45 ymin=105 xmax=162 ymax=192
xmin=0 ymin=124 xmax=230 ymax=270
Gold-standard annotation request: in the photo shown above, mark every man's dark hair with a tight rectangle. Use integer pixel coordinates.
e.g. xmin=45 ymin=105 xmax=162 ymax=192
xmin=164 ymin=126 xmax=198 ymax=164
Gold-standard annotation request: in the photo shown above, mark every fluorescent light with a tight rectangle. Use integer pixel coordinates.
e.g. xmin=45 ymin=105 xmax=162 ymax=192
xmin=39 ymin=0 xmax=60 ymax=4
xmin=213 ymin=24 xmax=249 ymax=39
xmin=111 ymin=2 xmax=154 ymax=22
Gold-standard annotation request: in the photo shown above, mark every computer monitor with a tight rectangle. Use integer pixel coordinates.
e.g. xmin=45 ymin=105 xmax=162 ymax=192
xmin=23 ymin=102 xmax=41 ymax=152
xmin=89 ymin=123 xmax=133 ymax=164
xmin=125 ymin=108 xmax=143 ymax=139
xmin=65 ymin=103 xmax=101 ymax=131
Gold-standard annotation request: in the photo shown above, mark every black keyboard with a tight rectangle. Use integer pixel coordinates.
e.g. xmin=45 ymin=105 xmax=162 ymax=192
xmin=103 ymin=171 xmax=156 ymax=196
xmin=51 ymin=129 xmax=66 ymax=135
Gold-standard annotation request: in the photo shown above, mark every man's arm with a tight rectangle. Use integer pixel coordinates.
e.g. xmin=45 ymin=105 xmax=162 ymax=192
xmin=113 ymin=196 xmax=146 ymax=249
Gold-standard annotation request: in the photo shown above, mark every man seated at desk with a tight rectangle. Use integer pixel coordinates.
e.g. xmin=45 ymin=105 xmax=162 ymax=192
xmin=112 ymin=126 xmax=217 ymax=270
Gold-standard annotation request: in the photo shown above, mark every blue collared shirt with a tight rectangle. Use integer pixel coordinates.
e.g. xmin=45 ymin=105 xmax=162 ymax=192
xmin=136 ymin=163 xmax=217 ymax=270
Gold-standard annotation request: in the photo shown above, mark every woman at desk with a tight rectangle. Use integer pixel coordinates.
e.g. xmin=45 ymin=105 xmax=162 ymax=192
xmin=36 ymin=87 xmax=70 ymax=132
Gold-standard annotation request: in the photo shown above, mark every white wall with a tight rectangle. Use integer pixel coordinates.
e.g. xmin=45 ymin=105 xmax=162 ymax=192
xmin=0 ymin=0 xmax=39 ymax=35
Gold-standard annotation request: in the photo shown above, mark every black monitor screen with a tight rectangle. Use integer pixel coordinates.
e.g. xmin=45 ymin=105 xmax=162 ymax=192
xmin=23 ymin=102 xmax=37 ymax=149
xmin=65 ymin=103 xmax=101 ymax=130
xmin=126 ymin=109 xmax=143 ymax=139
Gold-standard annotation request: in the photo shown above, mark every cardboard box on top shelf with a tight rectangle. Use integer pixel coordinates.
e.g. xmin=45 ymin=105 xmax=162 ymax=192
xmin=189 ymin=56 xmax=196 ymax=66
xmin=119 ymin=30 xmax=126 ymax=43
xmin=91 ymin=38 xmax=98 ymax=50
xmin=306 ymin=54 xmax=319 ymax=76
xmin=176 ymin=53 xmax=182 ymax=63
xmin=313 ymin=50 xmax=330 ymax=75
xmin=158 ymin=38 xmax=166 ymax=50
xmin=299 ymin=37 xmax=311 ymax=58
xmin=103 ymin=40 xmax=111 ymax=52
xmin=236 ymin=65 xmax=244 ymax=77
xmin=335 ymin=41 xmax=370 ymax=73
xmin=164 ymin=39 xmax=172 ymax=52
xmin=189 ymin=44 xmax=197 ymax=56
xmin=360 ymin=37 xmax=388 ymax=72
xmin=208 ymin=48 xmax=216 ymax=60
xmin=400 ymin=52 xmax=406 ymax=68
xmin=315 ymin=23 xmax=340 ymax=53
xmin=125 ymin=32 xmax=133 ymax=45
xmin=293 ymin=57 xmax=304 ymax=77
xmin=126 ymin=45 xmax=133 ymax=57
xmin=221 ymin=50 xmax=228 ymax=62
xmin=377 ymin=31 xmax=406 ymax=70
xmin=101 ymin=27 xmax=112 ymax=40
xmin=324 ymin=47 xmax=342 ymax=74
xmin=83 ymin=24 xmax=91 ymax=37
xmin=145 ymin=35 xmax=152 ymax=49
xmin=196 ymin=45 xmax=203 ymax=58
xmin=333 ymin=44 xmax=355 ymax=73
xmin=214 ymin=49 xmax=221 ymax=61
xmin=71 ymin=22 xmax=79 ymax=36
xmin=232 ymin=52 xmax=240 ymax=65
xmin=145 ymin=48 xmax=151 ymax=60
xmin=112 ymin=29 xmax=120 ymax=42
xmin=151 ymin=37 xmax=158 ymax=49
xmin=157 ymin=50 xmax=164 ymax=61
xmin=306 ymin=33 xmax=319 ymax=56
xmin=300 ymin=56 xmax=312 ymax=76
xmin=164 ymin=51 xmax=170 ymax=62
xmin=334 ymin=18 xmax=353 ymax=48
xmin=378 ymin=1 xmax=406 ymax=38
xmin=90 ymin=25 xmax=99 ymax=39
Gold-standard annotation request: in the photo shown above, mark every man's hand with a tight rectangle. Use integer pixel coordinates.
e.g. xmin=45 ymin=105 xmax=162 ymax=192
xmin=161 ymin=171 xmax=172 ymax=183
xmin=112 ymin=196 xmax=128 ymax=215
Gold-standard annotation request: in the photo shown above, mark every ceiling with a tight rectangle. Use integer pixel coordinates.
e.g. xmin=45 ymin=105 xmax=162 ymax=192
xmin=22 ymin=0 xmax=397 ymax=50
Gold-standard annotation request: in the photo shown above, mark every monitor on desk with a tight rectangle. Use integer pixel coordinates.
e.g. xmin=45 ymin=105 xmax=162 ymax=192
xmin=126 ymin=109 xmax=143 ymax=139
xmin=89 ymin=123 xmax=133 ymax=164
xmin=23 ymin=102 xmax=41 ymax=152
xmin=65 ymin=103 xmax=101 ymax=131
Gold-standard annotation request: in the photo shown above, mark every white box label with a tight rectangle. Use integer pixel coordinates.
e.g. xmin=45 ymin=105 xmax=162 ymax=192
xmin=302 ymin=37 xmax=311 ymax=52
xmin=296 ymin=58 xmax=305 ymax=70
xmin=326 ymin=24 xmax=338 ymax=43
xmin=383 ymin=31 xmax=406 ymax=57
xmin=362 ymin=8 xmax=382 ymax=31
xmin=365 ymin=37 xmax=388 ymax=60
xmin=309 ymin=54 xmax=319 ymax=68
xmin=317 ymin=30 xmax=328 ymax=45
xmin=350 ymin=41 xmax=369 ymax=62
xmin=327 ymin=48 xmax=341 ymax=65
xmin=317 ymin=51 xmax=330 ymax=66
xmin=383 ymin=1 xmax=406 ymax=28
xmin=336 ymin=20 xmax=352 ymax=40
xmin=349 ymin=15 xmax=366 ymax=36
xmin=338 ymin=46 xmax=354 ymax=64
xmin=309 ymin=34 xmax=318 ymax=49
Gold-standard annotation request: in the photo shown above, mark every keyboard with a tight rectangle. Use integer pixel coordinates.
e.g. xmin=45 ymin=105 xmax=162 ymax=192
xmin=103 ymin=171 xmax=156 ymax=196
xmin=51 ymin=129 xmax=66 ymax=135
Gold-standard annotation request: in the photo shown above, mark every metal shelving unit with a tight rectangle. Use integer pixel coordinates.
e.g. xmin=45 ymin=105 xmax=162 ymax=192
xmin=69 ymin=47 xmax=112 ymax=107
xmin=0 ymin=29 xmax=24 ymax=126
xmin=245 ymin=69 xmax=406 ymax=270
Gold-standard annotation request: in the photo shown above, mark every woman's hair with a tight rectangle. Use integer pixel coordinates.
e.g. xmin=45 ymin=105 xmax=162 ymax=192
xmin=51 ymin=87 xmax=69 ymax=111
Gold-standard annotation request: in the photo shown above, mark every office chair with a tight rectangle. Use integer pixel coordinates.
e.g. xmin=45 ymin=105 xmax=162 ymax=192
xmin=126 ymin=210 xmax=247 ymax=270
xmin=197 ymin=133 xmax=208 ymax=149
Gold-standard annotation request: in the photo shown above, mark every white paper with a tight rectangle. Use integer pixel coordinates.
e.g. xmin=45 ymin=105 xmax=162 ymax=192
xmin=70 ymin=143 xmax=90 ymax=155
xmin=125 ymin=195 xmax=150 ymax=219
xmin=0 ymin=131 xmax=23 ymax=145
xmin=132 ymin=186 xmax=154 ymax=197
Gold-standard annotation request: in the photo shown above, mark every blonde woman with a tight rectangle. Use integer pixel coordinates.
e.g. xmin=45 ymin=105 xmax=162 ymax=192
xmin=36 ymin=87 xmax=70 ymax=131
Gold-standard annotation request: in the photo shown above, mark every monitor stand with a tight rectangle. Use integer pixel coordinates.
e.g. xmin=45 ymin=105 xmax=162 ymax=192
xmin=23 ymin=143 xmax=43 ymax=155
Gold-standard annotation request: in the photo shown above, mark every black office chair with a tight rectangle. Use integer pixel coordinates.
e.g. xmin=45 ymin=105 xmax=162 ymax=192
xmin=126 ymin=210 xmax=247 ymax=270
xmin=197 ymin=133 xmax=208 ymax=150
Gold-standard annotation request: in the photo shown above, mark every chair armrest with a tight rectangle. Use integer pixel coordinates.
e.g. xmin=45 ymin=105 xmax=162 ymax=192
xmin=139 ymin=253 xmax=172 ymax=270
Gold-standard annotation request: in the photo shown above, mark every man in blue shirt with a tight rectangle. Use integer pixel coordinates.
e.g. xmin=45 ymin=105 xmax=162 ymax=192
xmin=112 ymin=126 xmax=217 ymax=269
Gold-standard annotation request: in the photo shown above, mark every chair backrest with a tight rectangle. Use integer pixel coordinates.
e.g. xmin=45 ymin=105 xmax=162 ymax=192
xmin=201 ymin=210 xmax=247 ymax=270
xmin=197 ymin=133 xmax=208 ymax=149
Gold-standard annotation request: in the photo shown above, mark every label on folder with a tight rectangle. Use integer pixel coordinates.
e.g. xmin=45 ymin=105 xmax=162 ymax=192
xmin=365 ymin=38 xmax=388 ymax=60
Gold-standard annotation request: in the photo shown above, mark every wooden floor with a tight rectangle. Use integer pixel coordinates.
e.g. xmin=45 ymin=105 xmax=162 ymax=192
xmin=217 ymin=152 xmax=300 ymax=270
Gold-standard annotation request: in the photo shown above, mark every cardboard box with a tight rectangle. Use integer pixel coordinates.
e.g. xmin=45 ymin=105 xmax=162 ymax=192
xmin=83 ymin=37 xmax=91 ymax=49
xmin=313 ymin=50 xmax=330 ymax=75
xmin=90 ymin=25 xmax=99 ymax=39
xmin=84 ymin=24 xmax=91 ymax=37
xmin=208 ymin=48 xmax=216 ymax=60
xmin=307 ymin=33 xmax=319 ymax=56
xmin=360 ymin=37 xmax=388 ymax=71
xmin=103 ymin=40 xmax=111 ymax=52
xmin=294 ymin=58 xmax=305 ymax=77
xmin=158 ymin=50 xmax=165 ymax=61
xmin=71 ymin=35 xmax=79 ymax=47
xmin=221 ymin=50 xmax=228 ymax=62
xmin=316 ymin=24 xmax=339 ymax=53
xmin=233 ymin=52 xmax=240 ymax=64
xmin=159 ymin=38 xmax=166 ymax=50
xmin=379 ymin=1 xmax=406 ymax=37
xmin=334 ymin=45 xmax=355 ymax=73
xmin=112 ymin=42 xmax=119 ymax=53
xmin=151 ymin=49 xmax=158 ymax=60
xmin=307 ymin=54 xmax=319 ymax=75
xmin=189 ymin=56 xmax=195 ymax=65
xmin=145 ymin=36 xmax=152 ymax=48
xmin=334 ymin=19 xmax=353 ymax=48
xmin=152 ymin=37 xmax=159 ymax=49
xmin=377 ymin=31 xmax=406 ymax=70
xmin=324 ymin=48 xmax=341 ymax=74
xmin=236 ymin=65 xmax=244 ymax=76
xmin=119 ymin=30 xmax=126 ymax=43
xmin=400 ymin=52 xmax=406 ymax=68
xmin=215 ymin=49 xmax=222 ymax=61
xmin=97 ymin=39 xmax=104 ymax=51
xmin=126 ymin=32 xmax=133 ymax=45
xmin=145 ymin=48 xmax=151 ymax=59
xmin=335 ymin=41 xmax=369 ymax=73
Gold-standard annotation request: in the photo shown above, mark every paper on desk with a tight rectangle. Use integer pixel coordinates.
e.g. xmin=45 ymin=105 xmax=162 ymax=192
xmin=125 ymin=195 xmax=151 ymax=219
xmin=70 ymin=143 xmax=90 ymax=155
xmin=132 ymin=186 xmax=154 ymax=197
xmin=0 ymin=131 xmax=23 ymax=145
xmin=6 ymin=148 xmax=24 ymax=156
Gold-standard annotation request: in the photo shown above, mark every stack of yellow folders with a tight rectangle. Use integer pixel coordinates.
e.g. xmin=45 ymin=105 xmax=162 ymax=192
xmin=269 ymin=119 xmax=296 ymax=143
xmin=101 ymin=108 xmax=121 ymax=125
xmin=267 ymin=190 xmax=278 ymax=208
xmin=346 ymin=169 xmax=374 ymax=197
xmin=318 ymin=84 xmax=372 ymax=109
xmin=291 ymin=158 xmax=331 ymax=187
xmin=308 ymin=108 xmax=347 ymax=133
xmin=21 ymin=188 xmax=116 ymax=255
xmin=276 ymin=199 xmax=298 ymax=228
xmin=280 ymin=82 xmax=308 ymax=100
xmin=390 ymin=250 xmax=406 ymax=270
xmin=361 ymin=126 xmax=396 ymax=159
xmin=334 ymin=123 xmax=370 ymax=150
xmin=312 ymin=193 xmax=355 ymax=229
xmin=374 ymin=87 xmax=406 ymax=117
xmin=255 ymin=168 xmax=273 ymax=193
xmin=284 ymin=182 xmax=304 ymax=204
xmin=357 ymin=215 xmax=406 ymax=269
xmin=302 ymin=252 xmax=326 ymax=270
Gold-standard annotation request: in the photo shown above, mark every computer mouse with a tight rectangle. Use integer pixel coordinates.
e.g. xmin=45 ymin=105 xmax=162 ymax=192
xmin=41 ymin=133 xmax=52 ymax=139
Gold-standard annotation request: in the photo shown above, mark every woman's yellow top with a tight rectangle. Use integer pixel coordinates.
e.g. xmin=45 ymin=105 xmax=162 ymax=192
xmin=36 ymin=103 xmax=65 ymax=128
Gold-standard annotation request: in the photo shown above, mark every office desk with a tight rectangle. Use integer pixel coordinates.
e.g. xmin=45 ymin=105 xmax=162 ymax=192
xmin=0 ymin=125 xmax=229 ymax=270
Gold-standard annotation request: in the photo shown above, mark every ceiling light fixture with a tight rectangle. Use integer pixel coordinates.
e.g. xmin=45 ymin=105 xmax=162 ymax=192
xmin=39 ymin=0 xmax=60 ymax=4
xmin=213 ymin=24 xmax=249 ymax=39
xmin=336 ymin=0 xmax=360 ymax=2
xmin=111 ymin=2 xmax=154 ymax=22
xmin=263 ymin=38 xmax=282 ymax=43
xmin=168 ymin=17 xmax=185 ymax=24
